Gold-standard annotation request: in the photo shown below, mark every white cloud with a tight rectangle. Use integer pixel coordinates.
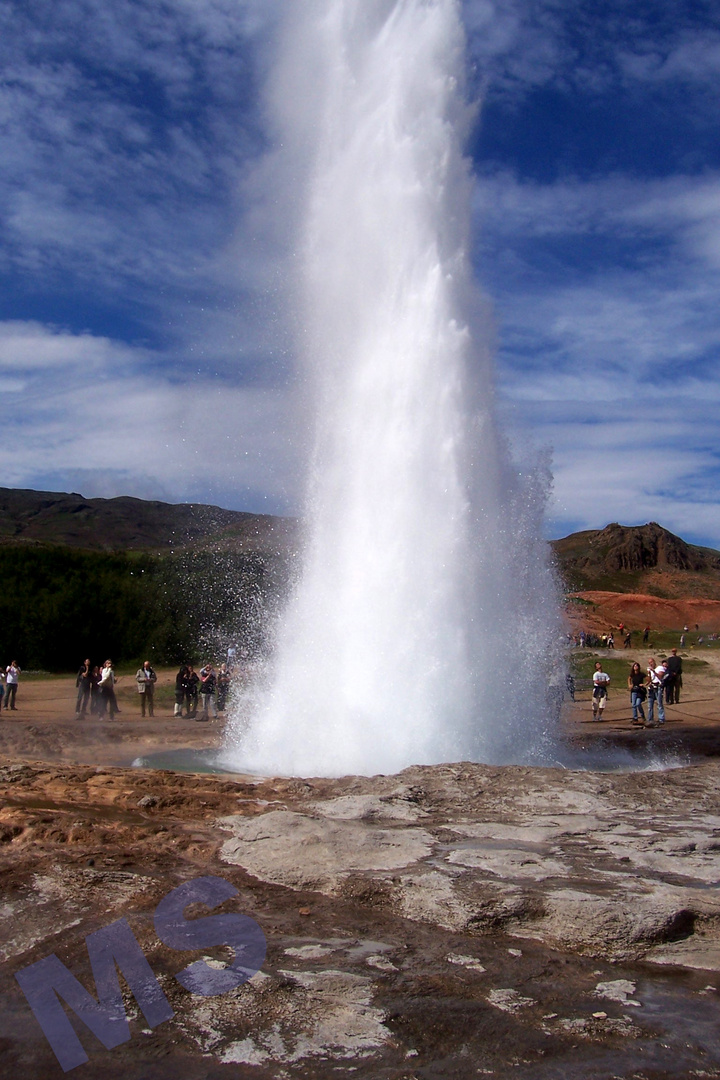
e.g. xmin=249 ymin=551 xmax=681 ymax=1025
xmin=470 ymin=165 xmax=720 ymax=548
xmin=0 ymin=321 xmax=143 ymax=370
xmin=0 ymin=321 xmax=300 ymax=513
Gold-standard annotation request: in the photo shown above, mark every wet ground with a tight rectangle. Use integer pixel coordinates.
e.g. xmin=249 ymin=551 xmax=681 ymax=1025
xmin=0 ymin=669 xmax=719 ymax=1079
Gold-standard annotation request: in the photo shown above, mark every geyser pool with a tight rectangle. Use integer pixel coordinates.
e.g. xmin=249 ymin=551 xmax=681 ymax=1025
xmin=224 ymin=0 xmax=563 ymax=777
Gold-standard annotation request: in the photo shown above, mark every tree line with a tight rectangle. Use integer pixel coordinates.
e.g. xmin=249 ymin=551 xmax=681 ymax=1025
xmin=0 ymin=544 xmax=291 ymax=670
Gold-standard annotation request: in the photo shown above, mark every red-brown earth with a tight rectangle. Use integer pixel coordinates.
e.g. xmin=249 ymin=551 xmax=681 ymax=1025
xmin=0 ymin=667 xmax=719 ymax=1079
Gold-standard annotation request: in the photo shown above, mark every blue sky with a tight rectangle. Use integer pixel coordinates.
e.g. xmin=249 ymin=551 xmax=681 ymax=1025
xmin=1 ymin=0 xmax=719 ymax=547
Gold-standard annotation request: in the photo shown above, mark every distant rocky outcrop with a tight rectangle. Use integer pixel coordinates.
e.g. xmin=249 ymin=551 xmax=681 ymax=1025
xmin=551 ymin=522 xmax=720 ymax=596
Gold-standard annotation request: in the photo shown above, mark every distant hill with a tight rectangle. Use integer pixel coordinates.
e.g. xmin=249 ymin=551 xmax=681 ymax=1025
xmin=0 ymin=487 xmax=300 ymax=668
xmin=551 ymin=522 xmax=720 ymax=600
xmin=0 ymin=487 xmax=298 ymax=554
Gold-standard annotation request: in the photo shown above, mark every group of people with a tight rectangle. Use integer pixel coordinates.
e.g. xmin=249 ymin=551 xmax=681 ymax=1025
xmin=173 ymin=663 xmax=231 ymax=722
xmin=590 ymin=648 xmax=683 ymax=727
xmin=627 ymin=649 xmax=683 ymax=727
xmin=573 ymin=628 xmax=637 ymax=650
xmin=75 ymin=659 xmax=124 ymax=719
xmin=75 ymin=659 xmax=234 ymax=721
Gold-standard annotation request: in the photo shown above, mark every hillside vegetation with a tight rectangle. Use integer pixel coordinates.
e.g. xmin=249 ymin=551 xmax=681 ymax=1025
xmin=0 ymin=489 xmax=296 ymax=669
xmin=3 ymin=489 xmax=719 ymax=666
xmin=0 ymin=486 xmax=297 ymax=553
xmin=550 ymin=521 xmax=720 ymax=600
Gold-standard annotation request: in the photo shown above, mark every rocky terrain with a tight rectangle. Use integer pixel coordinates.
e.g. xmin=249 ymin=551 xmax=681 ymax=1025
xmin=1 ymin=670 xmax=719 ymax=1079
xmin=2 ymin=508 xmax=720 ymax=1077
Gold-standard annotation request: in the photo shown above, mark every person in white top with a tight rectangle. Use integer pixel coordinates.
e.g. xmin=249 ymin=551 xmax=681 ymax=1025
xmin=3 ymin=661 xmax=20 ymax=711
xmin=646 ymin=658 xmax=666 ymax=727
xmin=592 ymin=661 xmax=610 ymax=720
xmin=99 ymin=659 xmax=120 ymax=719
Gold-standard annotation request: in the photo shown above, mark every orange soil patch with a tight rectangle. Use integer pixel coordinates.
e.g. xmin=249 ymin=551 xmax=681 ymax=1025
xmin=566 ymin=591 xmax=720 ymax=634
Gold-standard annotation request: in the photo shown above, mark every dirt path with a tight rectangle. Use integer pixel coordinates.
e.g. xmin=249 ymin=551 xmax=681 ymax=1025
xmin=560 ymin=647 xmax=720 ymax=762
xmin=3 ymin=656 xmax=718 ymax=772
xmin=0 ymin=671 xmax=225 ymax=768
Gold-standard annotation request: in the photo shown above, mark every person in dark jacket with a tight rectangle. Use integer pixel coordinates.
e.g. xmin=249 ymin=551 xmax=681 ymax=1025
xmin=217 ymin=663 xmax=231 ymax=713
xmin=75 ymin=658 xmax=92 ymax=717
xmin=664 ymin=648 xmax=683 ymax=704
xmin=90 ymin=665 xmax=102 ymax=714
xmin=183 ymin=665 xmax=199 ymax=718
xmin=199 ymin=663 xmax=217 ymax=721
xmin=174 ymin=665 xmax=188 ymax=717
xmin=627 ymin=661 xmax=647 ymax=725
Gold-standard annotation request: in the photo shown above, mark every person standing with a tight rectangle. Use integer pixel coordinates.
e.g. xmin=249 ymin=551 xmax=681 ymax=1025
xmin=75 ymin=658 xmax=92 ymax=717
xmin=136 ymin=660 xmax=157 ymax=717
xmin=628 ymin=662 xmax=647 ymax=725
xmin=4 ymin=661 xmax=21 ymax=711
xmin=89 ymin=665 xmax=102 ymax=714
xmin=174 ymin=665 xmax=188 ymax=717
xmin=184 ymin=664 xmax=199 ymax=718
xmin=198 ymin=663 xmax=217 ymax=721
xmin=646 ymin=658 xmax=666 ymax=727
xmin=217 ymin=663 xmax=231 ymax=713
xmin=99 ymin=659 xmax=120 ymax=719
xmin=592 ymin=662 xmax=610 ymax=720
xmin=664 ymin=648 xmax=683 ymax=704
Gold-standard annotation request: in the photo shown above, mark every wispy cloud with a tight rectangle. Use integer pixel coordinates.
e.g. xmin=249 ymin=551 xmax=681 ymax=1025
xmin=470 ymin=163 xmax=720 ymax=546
xmin=0 ymin=320 xmax=299 ymax=513
xmin=1 ymin=0 xmax=718 ymax=552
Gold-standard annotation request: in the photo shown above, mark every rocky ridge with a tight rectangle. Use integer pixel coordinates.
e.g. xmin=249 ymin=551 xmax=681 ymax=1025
xmin=552 ymin=521 xmax=720 ymax=597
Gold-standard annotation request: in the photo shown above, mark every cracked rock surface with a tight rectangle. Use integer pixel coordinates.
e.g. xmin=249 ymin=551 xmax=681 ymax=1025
xmin=1 ymin=755 xmax=720 ymax=1078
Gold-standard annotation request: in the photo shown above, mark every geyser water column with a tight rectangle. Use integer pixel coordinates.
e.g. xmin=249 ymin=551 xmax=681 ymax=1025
xmin=225 ymin=0 xmax=562 ymax=777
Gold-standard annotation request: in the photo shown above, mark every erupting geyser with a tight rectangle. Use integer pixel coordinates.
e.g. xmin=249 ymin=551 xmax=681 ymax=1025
xmin=224 ymin=0 xmax=563 ymax=777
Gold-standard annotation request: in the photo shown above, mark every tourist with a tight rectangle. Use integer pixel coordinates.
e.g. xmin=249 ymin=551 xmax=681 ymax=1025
xmin=99 ymin=659 xmax=120 ymax=719
xmin=184 ymin=664 xmax=199 ymax=718
xmin=174 ymin=665 xmax=188 ymax=717
xmin=646 ymin=658 xmax=666 ymax=727
xmin=199 ymin=662 xmax=217 ymax=721
xmin=664 ymin=648 xmax=683 ymax=704
xmin=623 ymin=631 xmax=632 ymax=649
xmin=217 ymin=663 xmax=231 ymax=713
xmin=3 ymin=661 xmax=20 ymax=711
xmin=628 ymin=662 xmax=647 ymax=725
xmin=75 ymin=658 xmax=92 ymax=717
xmin=592 ymin=662 xmax=610 ymax=720
xmin=565 ymin=672 xmax=576 ymax=702
xmin=136 ymin=660 xmax=157 ymax=717
xmin=642 ymin=625 xmax=650 ymax=644
xmin=89 ymin=665 xmax=102 ymax=714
